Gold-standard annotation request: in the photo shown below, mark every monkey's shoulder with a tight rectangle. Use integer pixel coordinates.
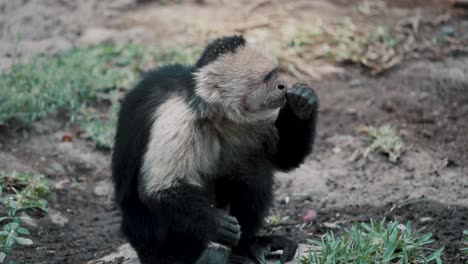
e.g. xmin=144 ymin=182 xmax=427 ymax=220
xmin=120 ymin=64 xmax=195 ymax=116
xmin=137 ymin=64 xmax=195 ymax=92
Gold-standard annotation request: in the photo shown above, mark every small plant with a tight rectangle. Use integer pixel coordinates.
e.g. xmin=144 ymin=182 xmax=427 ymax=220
xmin=461 ymin=230 xmax=468 ymax=255
xmin=302 ymin=219 xmax=444 ymax=264
xmin=288 ymin=17 xmax=400 ymax=75
xmin=265 ymin=213 xmax=282 ymax=226
xmin=363 ymin=124 xmax=404 ymax=163
xmin=0 ymin=171 xmax=52 ymax=262
xmin=0 ymin=171 xmax=51 ymax=212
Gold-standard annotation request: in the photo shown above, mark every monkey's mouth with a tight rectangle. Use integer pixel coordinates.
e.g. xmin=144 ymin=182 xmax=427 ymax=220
xmin=263 ymin=94 xmax=286 ymax=109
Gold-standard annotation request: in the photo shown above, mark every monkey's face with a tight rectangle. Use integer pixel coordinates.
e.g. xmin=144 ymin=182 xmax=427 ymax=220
xmin=195 ymin=45 xmax=286 ymax=123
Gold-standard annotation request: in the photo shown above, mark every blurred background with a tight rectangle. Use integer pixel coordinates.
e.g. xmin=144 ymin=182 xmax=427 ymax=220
xmin=0 ymin=0 xmax=467 ymax=263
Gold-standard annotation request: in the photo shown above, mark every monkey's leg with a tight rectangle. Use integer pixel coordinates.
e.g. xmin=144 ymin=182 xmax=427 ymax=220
xmin=226 ymin=183 xmax=274 ymax=263
xmin=131 ymin=185 xmax=239 ymax=264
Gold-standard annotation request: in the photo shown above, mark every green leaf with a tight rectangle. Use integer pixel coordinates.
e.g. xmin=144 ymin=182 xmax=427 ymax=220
xmin=383 ymin=241 xmax=398 ymax=261
xmin=5 ymin=233 xmax=16 ymax=248
xmin=16 ymin=227 xmax=29 ymax=235
xmin=426 ymin=247 xmax=444 ymax=262
xmin=3 ymin=222 xmax=18 ymax=232
xmin=0 ymin=252 xmax=6 ymax=263
xmin=14 ymin=237 xmax=33 ymax=245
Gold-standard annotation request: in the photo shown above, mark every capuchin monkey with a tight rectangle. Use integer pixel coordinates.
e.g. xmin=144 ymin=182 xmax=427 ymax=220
xmin=112 ymin=35 xmax=318 ymax=264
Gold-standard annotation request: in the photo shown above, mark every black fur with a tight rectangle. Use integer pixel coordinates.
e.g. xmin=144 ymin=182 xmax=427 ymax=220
xmin=195 ymin=35 xmax=246 ymax=68
xmin=112 ymin=36 xmax=317 ymax=264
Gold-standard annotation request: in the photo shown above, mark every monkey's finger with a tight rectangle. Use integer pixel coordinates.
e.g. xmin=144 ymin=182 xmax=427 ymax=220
xmin=216 ymin=212 xmax=239 ymax=225
xmin=308 ymin=97 xmax=318 ymax=108
xmin=292 ymin=86 xmax=306 ymax=96
xmin=218 ymin=229 xmax=241 ymax=246
xmin=219 ymin=221 xmax=241 ymax=234
xmin=296 ymin=95 xmax=310 ymax=109
xmin=222 ymin=214 xmax=239 ymax=224
xmin=286 ymin=92 xmax=305 ymax=106
xmin=291 ymin=83 xmax=309 ymax=90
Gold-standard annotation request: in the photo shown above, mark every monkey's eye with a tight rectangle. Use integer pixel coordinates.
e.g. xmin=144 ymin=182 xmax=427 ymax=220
xmin=263 ymin=70 xmax=276 ymax=83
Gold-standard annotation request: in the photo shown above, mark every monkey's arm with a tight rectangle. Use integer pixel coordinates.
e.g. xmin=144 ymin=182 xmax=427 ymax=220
xmin=270 ymin=83 xmax=318 ymax=171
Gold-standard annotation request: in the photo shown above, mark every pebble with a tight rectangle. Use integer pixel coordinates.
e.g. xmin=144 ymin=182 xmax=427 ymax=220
xmin=48 ymin=209 xmax=69 ymax=227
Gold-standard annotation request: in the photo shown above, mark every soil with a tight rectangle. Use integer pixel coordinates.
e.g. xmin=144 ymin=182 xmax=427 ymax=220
xmin=0 ymin=0 xmax=467 ymax=263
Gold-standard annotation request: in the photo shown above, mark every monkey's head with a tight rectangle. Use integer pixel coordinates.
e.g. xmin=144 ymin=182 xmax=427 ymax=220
xmin=194 ymin=35 xmax=286 ymax=123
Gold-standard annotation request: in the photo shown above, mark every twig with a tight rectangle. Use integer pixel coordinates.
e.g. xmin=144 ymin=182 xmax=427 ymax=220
xmin=245 ymin=0 xmax=271 ymax=16
xmin=234 ymin=22 xmax=271 ymax=33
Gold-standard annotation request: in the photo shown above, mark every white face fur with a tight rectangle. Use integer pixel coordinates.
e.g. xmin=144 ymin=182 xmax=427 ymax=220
xmin=194 ymin=45 xmax=286 ymax=123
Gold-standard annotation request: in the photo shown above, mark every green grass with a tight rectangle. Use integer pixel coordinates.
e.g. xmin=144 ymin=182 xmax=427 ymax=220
xmin=462 ymin=230 xmax=468 ymax=255
xmin=0 ymin=171 xmax=52 ymax=262
xmin=301 ymin=219 xmax=443 ymax=264
xmin=0 ymin=43 xmax=200 ymax=148
xmin=363 ymin=125 xmax=405 ymax=163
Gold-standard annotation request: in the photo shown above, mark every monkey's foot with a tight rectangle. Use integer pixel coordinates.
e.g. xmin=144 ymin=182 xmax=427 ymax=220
xmin=246 ymin=236 xmax=298 ymax=264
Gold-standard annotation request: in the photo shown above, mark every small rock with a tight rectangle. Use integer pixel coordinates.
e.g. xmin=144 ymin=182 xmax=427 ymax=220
xmin=54 ymin=179 xmax=70 ymax=190
xmin=332 ymin=147 xmax=341 ymax=153
xmin=323 ymin=222 xmax=340 ymax=229
xmin=441 ymin=25 xmax=456 ymax=37
xmin=94 ymin=180 xmax=113 ymax=196
xmin=349 ymin=79 xmax=363 ymax=88
xmin=48 ymin=209 xmax=69 ymax=227
xmin=94 ymin=243 xmax=139 ymax=264
xmin=420 ymin=217 xmax=433 ymax=223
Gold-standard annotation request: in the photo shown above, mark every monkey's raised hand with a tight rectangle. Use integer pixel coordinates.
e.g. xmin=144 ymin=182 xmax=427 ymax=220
xmin=213 ymin=209 xmax=241 ymax=247
xmin=286 ymin=83 xmax=319 ymax=120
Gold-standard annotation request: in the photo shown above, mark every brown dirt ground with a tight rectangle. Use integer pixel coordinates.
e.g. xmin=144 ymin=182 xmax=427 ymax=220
xmin=0 ymin=0 xmax=467 ymax=263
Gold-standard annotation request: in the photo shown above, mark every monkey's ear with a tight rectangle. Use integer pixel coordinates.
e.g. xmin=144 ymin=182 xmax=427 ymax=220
xmin=196 ymin=35 xmax=246 ymax=68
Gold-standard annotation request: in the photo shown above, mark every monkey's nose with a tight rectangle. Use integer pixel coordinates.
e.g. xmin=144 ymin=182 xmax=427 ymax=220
xmin=277 ymin=80 xmax=287 ymax=90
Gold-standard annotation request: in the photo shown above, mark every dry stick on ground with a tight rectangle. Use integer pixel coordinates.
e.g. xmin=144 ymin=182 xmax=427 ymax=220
xmin=244 ymin=0 xmax=272 ymax=17
xmin=233 ymin=22 xmax=271 ymax=33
